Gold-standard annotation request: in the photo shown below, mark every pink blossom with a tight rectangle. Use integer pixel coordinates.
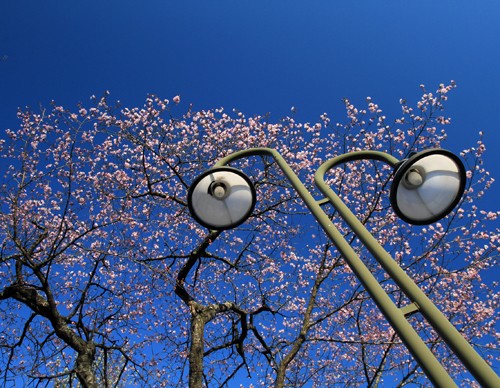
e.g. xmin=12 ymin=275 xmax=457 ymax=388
xmin=1 ymin=84 xmax=497 ymax=387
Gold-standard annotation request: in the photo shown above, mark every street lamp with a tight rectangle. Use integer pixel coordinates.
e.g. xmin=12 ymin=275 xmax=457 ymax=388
xmin=187 ymin=147 xmax=499 ymax=387
xmin=390 ymin=149 xmax=466 ymax=225
xmin=187 ymin=166 xmax=256 ymax=230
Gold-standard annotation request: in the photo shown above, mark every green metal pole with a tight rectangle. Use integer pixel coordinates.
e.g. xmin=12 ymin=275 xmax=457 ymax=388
xmin=215 ymin=148 xmax=457 ymax=387
xmin=315 ymin=151 xmax=500 ymax=388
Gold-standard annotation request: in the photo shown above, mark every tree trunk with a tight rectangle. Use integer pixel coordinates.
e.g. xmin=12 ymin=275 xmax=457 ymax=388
xmin=274 ymin=334 xmax=305 ymax=388
xmin=1 ymin=284 xmax=99 ymax=387
xmin=275 ymin=368 xmax=286 ymax=388
xmin=189 ymin=303 xmax=216 ymax=388
xmin=189 ymin=312 xmax=206 ymax=388
xmin=75 ymin=344 xmax=98 ymax=388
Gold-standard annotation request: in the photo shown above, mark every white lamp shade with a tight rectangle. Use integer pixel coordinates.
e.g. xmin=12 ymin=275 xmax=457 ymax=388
xmin=188 ymin=167 xmax=256 ymax=230
xmin=390 ymin=149 xmax=466 ymax=225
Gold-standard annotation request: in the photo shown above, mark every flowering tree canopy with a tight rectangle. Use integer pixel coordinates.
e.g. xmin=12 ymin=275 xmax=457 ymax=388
xmin=0 ymin=83 xmax=498 ymax=387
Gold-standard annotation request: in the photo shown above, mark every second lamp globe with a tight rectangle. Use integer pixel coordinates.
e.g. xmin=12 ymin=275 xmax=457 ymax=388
xmin=390 ymin=149 xmax=467 ymax=225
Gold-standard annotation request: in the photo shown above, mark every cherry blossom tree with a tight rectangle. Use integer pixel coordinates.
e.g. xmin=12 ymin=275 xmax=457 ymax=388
xmin=0 ymin=83 xmax=498 ymax=387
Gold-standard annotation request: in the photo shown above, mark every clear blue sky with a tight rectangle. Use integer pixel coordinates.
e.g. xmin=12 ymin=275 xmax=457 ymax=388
xmin=1 ymin=2 xmax=499 ymax=385
xmin=1 ymin=0 xmax=499 ymax=199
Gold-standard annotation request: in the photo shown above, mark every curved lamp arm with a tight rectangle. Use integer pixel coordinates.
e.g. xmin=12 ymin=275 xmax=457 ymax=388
xmin=206 ymin=147 xmax=498 ymax=386
xmin=214 ymin=148 xmax=457 ymax=386
xmin=315 ymin=151 xmax=499 ymax=388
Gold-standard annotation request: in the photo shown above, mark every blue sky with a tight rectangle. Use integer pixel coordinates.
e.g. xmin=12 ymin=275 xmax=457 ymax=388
xmin=1 ymin=1 xmax=499 ymax=385
xmin=0 ymin=1 xmax=499 ymax=216
xmin=2 ymin=0 xmax=499 ymax=220
xmin=1 ymin=1 xmax=499 ymax=196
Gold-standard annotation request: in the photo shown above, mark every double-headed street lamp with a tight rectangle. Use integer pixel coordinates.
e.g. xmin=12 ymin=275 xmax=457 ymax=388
xmin=187 ymin=147 xmax=499 ymax=387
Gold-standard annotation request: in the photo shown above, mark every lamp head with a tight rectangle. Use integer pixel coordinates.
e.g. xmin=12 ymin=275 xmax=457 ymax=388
xmin=390 ymin=149 xmax=466 ymax=225
xmin=187 ymin=167 xmax=256 ymax=230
